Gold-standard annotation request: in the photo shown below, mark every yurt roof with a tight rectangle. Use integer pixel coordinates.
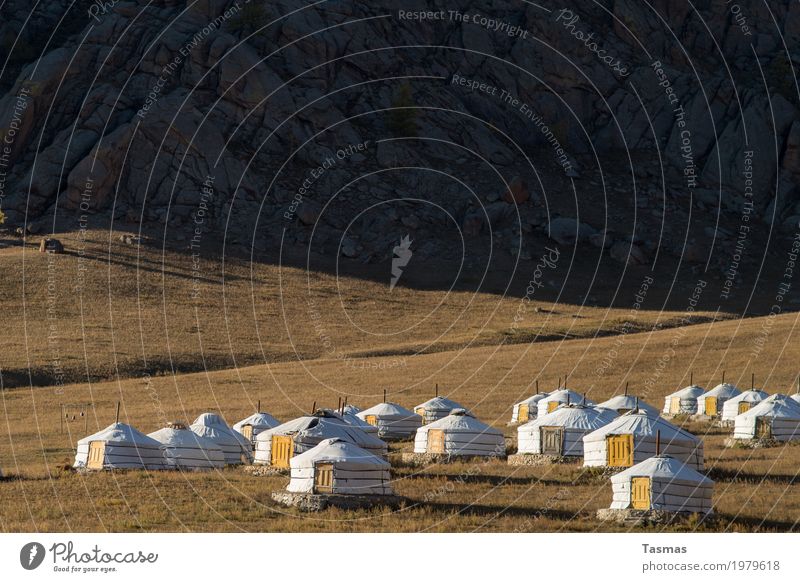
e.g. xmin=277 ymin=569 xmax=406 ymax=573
xmin=290 ymin=438 xmax=390 ymax=468
xmin=190 ymin=414 xmax=248 ymax=446
xmin=791 ymin=393 xmax=800 ymax=403
xmin=597 ymin=394 xmax=659 ymax=415
xmin=296 ymin=418 xmax=387 ymax=448
xmin=515 ymin=392 xmax=550 ymax=405
xmin=357 ymin=402 xmax=417 ymax=418
xmin=192 ymin=413 xmax=231 ymax=427
xmin=148 ymin=426 xmax=223 ymax=450
xmin=342 ymin=404 xmax=362 ymax=414
xmin=233 ymin=412 xmax=279 ymax=430
xmin=539 ymin=388 xmax=594 ymax=406
xmin=584 ymin=410 xmax=699 ymax=442
xmin=666 ymin=385 xmax=705 ymax=398
xmin=338 ymin=411 xmax=378 ymax=431
xmin=727 ymin=389 xmax=769 ymax=404
xmin=416 ymin=396 xmax=463 ymax=411
xmin=738 ymin=394 xmax=800 ymax=419
xmin=418 ymin=409 xmax=501 ymax=434
xmin=257 ymin=413 xmax=347 ymax=441
xmin=523 ymin=404 xmax=617 ymax=430
xmin=77 ymin=422 xmax=160 ymax=447
xmin=610 ymin=455 xmax=712 ymax=486
xmin=704 ymin=383 xmax=741 ymax=398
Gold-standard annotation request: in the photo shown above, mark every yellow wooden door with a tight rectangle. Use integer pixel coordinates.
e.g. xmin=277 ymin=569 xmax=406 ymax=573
xmin=415 ymin=407 xmax=427 ymax=424
xmin=518 ymin=404 xmax=529 ymax=423
xmin=364 ymin=415 xmax=378 ymax=426
xmin=631 ymin=477 xmax=651 ymax=509
xmin=270 ymin=435 xmax=294 ymax=468
xmin=87 ymin=441 xmax=105 ymax=470
xmin=428 ymin=429 xmax=445 ymax=453
xmin=314 ymin=463 xmax=334 ymax=493
xmin=669 ymin=397 xmax=681 ymax=414
xmin=756 ymin=417 xmax=772 ymax=439
xmin=607 ymin=434 xmax=634 ymax=467
xmin=547 ymin=401 xmax=559 ymax=413
xmin=241 ymin=424 xmax=254 ymax=442
xmin=704 ymin=397 xmax=717 ymax=416
xmin=540 ymin=427 xmax=563 ymax=455
xmin=738 ymin=402 xmax=751 ymax=414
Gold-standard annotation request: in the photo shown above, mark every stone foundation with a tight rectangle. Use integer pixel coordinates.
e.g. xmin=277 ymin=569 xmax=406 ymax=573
xmin=243 ymin=465 xmax=288 ymax=477
xmin=401 ymin=452 xmax=505 ymax=466
xmin=507 ymin=454 xmax=581 ymax=466
xmin=596 ymin=508 xmax=712 ymax=526
xmin=271 ymin=491 xmax=404 ymax=512
xmin=724 ymin=437 xmax=780 ymax=449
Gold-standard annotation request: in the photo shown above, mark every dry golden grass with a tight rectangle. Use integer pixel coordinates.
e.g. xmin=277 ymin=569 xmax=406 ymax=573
xmin=2 ymin=298 xmax=800 ymax=532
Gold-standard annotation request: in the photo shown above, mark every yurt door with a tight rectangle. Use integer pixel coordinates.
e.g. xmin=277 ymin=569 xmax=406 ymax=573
xmin=669 ymin=397 xmax=681 ymax=414
xmin=415 ymin=407 xmax=426 ymax=424
xmin=756 ymin=417 xmax=772 ymax=439
xmin=704 ymin=397 xmax=717 ymax=416
xmin=547 ymin=401 xmax=560 ymax=413
xmin=540 ymin=427 xmax=563 ymax=455
xmin=271 ymin=435 xmax=294 ymax=468
xmin=364 ymin=415 xmax=378 ymax=427
xmin=631 ymin=477 xmax=651 ymax=510
xmin=241 ymin=424 xmax=254 ymax=442
xmin=607 ymin=434 xmax=633 ymax=467
xmin=738 ymin=402 xmax=751 ymax=414
xmin=518 ymin=404 xmax=529 ymax=423
xmin=87 ymin=441 xmax=105 ymax=470
xmin=313 ymin=463 xmax=334 ymax=493
xmin=428 ymin=429 xmax=446 ymax=453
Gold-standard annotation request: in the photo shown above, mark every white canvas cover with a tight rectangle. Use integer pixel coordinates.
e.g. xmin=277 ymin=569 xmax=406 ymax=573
xmin=721 ymin=389 xmax=769 ymax=422
xmin=317 ymin=408 xmax=379 ymax=435
xmin=233 ymin=412 xmax=280 ymax=443
xmin=342 ymin=404 xmax=362 ymax=415
xmin=414 ymin=396 xmax=464 ymax=423
xmin=356 ymin=402 xmax=422 ymax=440
xmin=609 ymin=455 xmax=713 ymax=513
xmin=733 ymin=394 xmax=800 ymax=441
xmin=596 ymin=394 xmax=660 ymax=417
xmin=662 ymin=385 xmax=705 ymax=414
xmin=510 ymin=392 xmax=550 ymax=423
xmin=287 ymin=438 xmax=394 ymax=495
xmin=695 ymin=383 xmax=741 ymax=416
xmin=190 ymin=413 xmax=253 ymax=465
xmin=74 ymin=422 xmax=164 ymax=470
xmin=536 ymin=389 xmax=595 ymax=417
xmin=148 ymin=426 xmax=225 ymax=470
xmin=254 ymin=414 xmax=388 ymax=465
xmin=583 ymin=411 xmax=704 ymax=470
xmin=414 ymin=409 xmax=505 ymax=456
xmin=790 ymin=393 xmax=800 ymax=404
xmin=518 ymin=405 xmax=617 ymax=457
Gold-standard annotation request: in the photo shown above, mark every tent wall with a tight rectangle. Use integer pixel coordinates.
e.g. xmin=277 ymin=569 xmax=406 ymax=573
xmin=611 ymin=478 xmax=713 ymax=513
xmin=75 ymin=442 xmax=164 ymax=470
xmin=414 ymin=430 xmax=504 ymax=456
xmin=287 ymin=465 xmax=393 ymax=495
xmin=583 ymin=436 xmax=704 ymax=470
xmin=517 ymin=427 xmax=589 ymax=457
xmin=373 ymin=417 xmax=421 ymax=440
xmin=734 ymin=416 xmax=800 ymax=441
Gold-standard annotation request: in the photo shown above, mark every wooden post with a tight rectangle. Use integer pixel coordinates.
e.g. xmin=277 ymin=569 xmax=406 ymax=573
xmin=690 ymin=371 xmax=693 ymax=386
xmin=338 ymin=396 xmax=342 ymax=412
xmin=656 ymin=430 xmax=661 ymax=455
xmin=383 ymin=389 xmax=386 ymax=403
xmin=536 ymin=380 xmax=539 ymax=395
xmin=257 ymin=400 xmax=261 ymax=413
xmin=751 ymin=373 xmax=754 ymax=391
xmin=722 ymin=370 xmax=726 ymax=384
xmin=625 ymin=382 xmax=629 ymax=396
xmin=311 ymin=401 xmax=317 ymax=414
xmin=115 ymin=402 xmax=120 ymax=424
xmin=435 ymin=383 xmax=439 ymax=398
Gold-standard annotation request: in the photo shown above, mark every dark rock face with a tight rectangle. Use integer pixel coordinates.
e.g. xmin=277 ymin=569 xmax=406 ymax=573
xmin=0 ymin=0 xmax=797 ymax=279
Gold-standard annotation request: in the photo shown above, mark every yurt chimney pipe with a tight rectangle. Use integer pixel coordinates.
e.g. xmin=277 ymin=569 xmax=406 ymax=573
xmin=625 ymin=382 xmax=629 ymax=396
xmin=722 ymin=370 xmax=726 ymax=384
xmin=656 ymin=430 xmax=661 ymax=455
xmin=115 ymin=401 xmax=120 ymax=424
xmin=435 ymin=383 xmax=439 ymax=398
xmin=257 ymin=400 xmax=261 ymax=413
xmin=751 ymin=373 xmax=755 ymax=391
xmin=536 ymin=380 xmax=539 ymax=395
xmin=383 ymin=389 xmax=386 ymax=403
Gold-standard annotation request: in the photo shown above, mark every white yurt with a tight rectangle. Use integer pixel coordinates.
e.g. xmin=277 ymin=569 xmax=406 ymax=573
xmin=342 ymin=404 xmax=362 ymax=415
xmin=286 ymin=438 xmax=394 ymax=496
xmin=510 ymin=391 xmax=550 ymax=423
xmin=336 ymin=409 xmax=380 ymax=435
xmin=790 ymin=392 xmax=800 ymax=405
xmin=662 ymin=385 xmax=705 ymax=415
xmin=414 ymin=409 xmax=505 ymax=457
xmin=74 ymin=422 xmax=164 ymax=470
xmin=148 ymin=422 xmax=225 ymax=470
xmin=190 ymin=413 xmax=253 ymax=465
xmin=517 ymin=404 xmax=617 ymax=457
xmin=414 ymin=395 xmax=464 ymax=424
xmin=597 ymin=394 xmax=660 ymax=417
xmin=233 ymin=411 xmax=280 ymax=444
xmin=583 ymin=411 xmax=704 ymax=470
xmin=254 ymin=412 xmax=388 ymax=468
xmin=721 ymin=388 xmax=769 ymax=422
xmin=536 ymin=389 xmax=595 ymax=417
xmin=356 ymin=402 xmax=422 ymax=440
xmin=695 ymin=383 xmax=741 ymax=417
xmin=608 ymin=455 xmax=713 ymax=514
xmin=732 ymin=394 xmax=800 ymax=441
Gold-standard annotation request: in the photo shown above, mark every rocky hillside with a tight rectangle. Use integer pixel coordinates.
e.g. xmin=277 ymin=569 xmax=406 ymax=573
xmin=1 ymin=0 xmax=798 ymax=297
